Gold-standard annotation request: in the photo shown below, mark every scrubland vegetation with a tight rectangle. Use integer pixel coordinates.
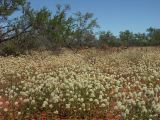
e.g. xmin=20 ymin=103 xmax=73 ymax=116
xmin=0 ymin=0 xmax=160 ymax=120
xmin=0 ymin=0 xmax=160 ymax=56
xmin=0 ymin=47 xmax=160 ymax=120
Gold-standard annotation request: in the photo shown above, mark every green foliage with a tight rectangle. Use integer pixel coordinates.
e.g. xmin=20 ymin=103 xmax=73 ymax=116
xmin=73 ymin=12 xmax=99 ymax=46
xmin=119 ymin=30 xmax=134 ymax=46
xmin=0 ymin=41 xmax=18 ymax=56
xmin=147 ymin=27 xmax=160 ymax=45
xmin=32 ymin=7 xmax=51 ymax=33
xmin=0 ymin=0 xmax=26 ymax=18
xmin=46 ymin=4 xmax=74 ymax=48
xmin=133 ymin=33 xmax=148 ymax=46
xmin=99 ymin=31 xmax=121 ymax=47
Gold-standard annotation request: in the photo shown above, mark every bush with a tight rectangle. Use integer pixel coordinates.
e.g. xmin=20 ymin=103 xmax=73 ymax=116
xmin=0 ymin=42 xmax=19 ymax=56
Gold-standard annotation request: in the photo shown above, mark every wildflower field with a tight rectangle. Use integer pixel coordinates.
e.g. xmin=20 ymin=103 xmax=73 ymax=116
xmin=0 ymin=47 xmax=160 ymax=120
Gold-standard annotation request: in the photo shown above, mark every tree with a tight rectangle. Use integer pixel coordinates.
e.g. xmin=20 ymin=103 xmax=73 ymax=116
xmin=32 ymin=7 xmax=51 ymax=34
xmin=73 ymin=12 xmax=99 ymax=47
xmin=0 ymin=1 xmax=51 ymax=48
xmin=0 ymin=1 xmax=51 ymax=54
xmin=119 ymin=30 xmax=134 ymax=46
xmin=45 ymin=4 xmax=74 ymax=49
xmin=83 ymin=31 xmax=97 ymax=47
xmin=134 ymin=33 xmax=148 ymax=46
xmin=0 ymin=0 xmax=27 ymax=43
xmin=0 ymin=0 xmax=26 ymax=18
xmin=147 ymin=27 xmax=160 ymax=45
xmin=99 ymin=31 xmax=118 ymax=46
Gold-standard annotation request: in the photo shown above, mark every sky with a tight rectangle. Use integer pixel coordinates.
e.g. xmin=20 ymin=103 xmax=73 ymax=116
xmin=19 ymin=0 xmax=160 ymax=35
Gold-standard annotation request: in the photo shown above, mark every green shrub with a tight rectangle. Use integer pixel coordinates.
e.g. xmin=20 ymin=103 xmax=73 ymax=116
xmin=0 ymin=42 xmax=19 ymax=56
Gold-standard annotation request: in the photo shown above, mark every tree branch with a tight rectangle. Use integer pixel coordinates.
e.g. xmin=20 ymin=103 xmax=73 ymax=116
xmin=0 ymin=24 xmax=32 ymax=44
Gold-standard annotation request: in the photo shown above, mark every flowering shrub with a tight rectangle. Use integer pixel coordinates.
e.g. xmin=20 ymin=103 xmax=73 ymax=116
xmin=0 ymin=47 xmax=160 ymax=119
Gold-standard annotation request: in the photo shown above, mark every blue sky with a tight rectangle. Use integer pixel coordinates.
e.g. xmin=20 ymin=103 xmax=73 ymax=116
xmin=20 ymin=0 xmax=160 ymax=35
